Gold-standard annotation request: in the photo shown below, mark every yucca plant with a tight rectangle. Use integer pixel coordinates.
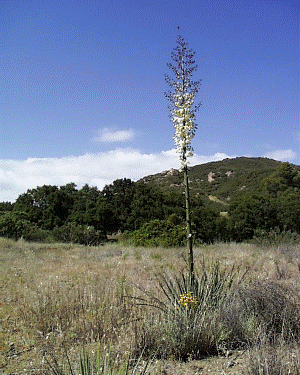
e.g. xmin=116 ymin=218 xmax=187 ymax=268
xmin=165 ymin=28 xmax=201 ymax=287
xmin=140 ymin=261 xmax=242 ymax=315
xmin=44 ymin=346 xmax=154 ymax=375
xmin=131 ymin=261 xmax=244 ymax=360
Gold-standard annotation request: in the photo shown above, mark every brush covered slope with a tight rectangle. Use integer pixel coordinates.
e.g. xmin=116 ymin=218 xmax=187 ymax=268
xmin=139 ymin=157 xmax=287 ymax=209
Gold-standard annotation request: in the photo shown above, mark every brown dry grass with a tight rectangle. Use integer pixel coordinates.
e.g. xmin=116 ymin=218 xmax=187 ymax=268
xmin=1 ymin=238 xmax=300 ymax=374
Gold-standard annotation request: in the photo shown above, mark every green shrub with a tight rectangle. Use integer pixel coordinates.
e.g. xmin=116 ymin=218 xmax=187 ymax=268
xmin=120 ymin=217 xmax=186 ymax=247
xmin=53 ymin=223 xmax=106 ymax=245
xmin=0 ymin=211 xmax=30 ymax=240
xmin=22 ymin=224 xmax=53 ymax=243
xmin=0 ymin=211 xmax=53 ymax=242
xmin=251 ymin=227 xmax=300 ymax=246
xmin=221 ymin=280 xmax=300 ymax=346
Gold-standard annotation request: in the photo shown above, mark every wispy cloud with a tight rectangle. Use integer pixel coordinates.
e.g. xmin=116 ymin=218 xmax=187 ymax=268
xmin=94 ymin=128 xmax=135 ymax=142
xmin=264 ymin=149 xmax=297 ymax=162
xmin=0 ymin=149 xmax=234 ymax=202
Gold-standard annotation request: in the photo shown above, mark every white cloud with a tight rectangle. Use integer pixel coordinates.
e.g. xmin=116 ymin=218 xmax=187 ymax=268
xmin=1 ymin=147 xmax=298 ymax=203
xmin=95 ymin=128 xmax=135 ymax=142
xmin=264 ymin=149 xmax=297 ymax=162
xmin=0 ymin=149 xmax=233 ymax=202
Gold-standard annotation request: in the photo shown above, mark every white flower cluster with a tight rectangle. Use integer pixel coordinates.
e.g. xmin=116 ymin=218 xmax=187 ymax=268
xmin=172 ymin=91 xmax=196 ymax=169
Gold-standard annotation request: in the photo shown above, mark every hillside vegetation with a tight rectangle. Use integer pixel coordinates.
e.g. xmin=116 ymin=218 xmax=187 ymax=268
xmin=0 ymin=157 xmax=300 ymax=245
xmin=141 ymin=157 xmax=284 ymax=204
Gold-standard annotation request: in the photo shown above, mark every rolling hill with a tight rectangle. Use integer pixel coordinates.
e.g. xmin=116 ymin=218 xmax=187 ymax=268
xmin=139 ymin=157 xmax=299 ymax=209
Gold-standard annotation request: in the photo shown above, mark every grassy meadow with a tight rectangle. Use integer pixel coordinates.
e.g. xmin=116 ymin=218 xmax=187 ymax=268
xmin=1 ymin=238 xmax=300 ymax=374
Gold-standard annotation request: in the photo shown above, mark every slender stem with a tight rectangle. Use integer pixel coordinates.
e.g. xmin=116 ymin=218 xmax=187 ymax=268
xmin=183 ymin=164 xmax=194 ymax=287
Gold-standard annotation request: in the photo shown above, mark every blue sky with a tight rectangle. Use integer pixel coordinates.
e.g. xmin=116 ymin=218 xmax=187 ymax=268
xmin=1 ymin=0 xmax=299 ymax=202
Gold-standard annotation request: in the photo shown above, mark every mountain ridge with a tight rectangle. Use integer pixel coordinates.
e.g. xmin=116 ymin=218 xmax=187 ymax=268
xmin=139 ymin=157 xmax=300 ymax=208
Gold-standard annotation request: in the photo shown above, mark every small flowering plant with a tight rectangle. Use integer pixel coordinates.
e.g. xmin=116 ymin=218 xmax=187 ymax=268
xmin=179 ymin=291 xmax=199 ymax=310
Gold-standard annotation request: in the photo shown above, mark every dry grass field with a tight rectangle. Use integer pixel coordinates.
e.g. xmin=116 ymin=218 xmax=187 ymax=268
xmin=1 ymin=238 xmax=300 ymax=374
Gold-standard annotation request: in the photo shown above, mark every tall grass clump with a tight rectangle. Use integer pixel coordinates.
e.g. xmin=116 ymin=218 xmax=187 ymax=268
xmin=222 ymin=280 xmax=300 ymax=345
xmin=244 ymin=341 xmax=300 ymax=375
xmin=44 ymin=346 xmax=154 ymax=375
xmin=251 ymin=228 xmax=300 ymax=247
xmin=15 ymin=271 xmax=138 ymax=350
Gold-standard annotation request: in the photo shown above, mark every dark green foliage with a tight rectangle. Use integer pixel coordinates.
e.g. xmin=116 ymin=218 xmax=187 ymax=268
xmin=276 ymin=188 xmax=300 ymax=233
xmin=22 ymin=224 xmax=53 ymax=243
xmin=69 ymin=184 xmax=118 ymax=234
xmin=228 ymin=194 xmax=278 ymax=242
xmin=68 ymin=184 xmax=100 ymax=228
xmin=53 ymin=223 xmax=105 ymax=246
xmin=13 ymin=183 xmax=76 ymax=230
xmin=0 ymin=201 xmax=13 ymax=212
xmin=0 ymin=210 xmax=52 ymax=242
xmin=263 ymin=162 xmax=300 ymax=197
xmin=162 ymin=189 xmax=185 ymax=219
xmin=0 ymin=211 xmax=31 ymax=240
xmin=127 ymin=183 xmax=166 ymax=230
xmin=102 ymin=178 xmax=136 ymax=231
xmin=1 ymin=158 xmax=300 ymax=244
xmin=215 ymin=215 xmax=231 ymax=242
xmin=121 ymin=216 xmax=186 ymax=247
xmin=192 ymin=205 xmax=219 ymax=243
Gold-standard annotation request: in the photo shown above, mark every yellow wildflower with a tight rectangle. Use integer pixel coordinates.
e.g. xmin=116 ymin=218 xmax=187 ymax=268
xmin=179 ymin=292 xmax=198 ymax=309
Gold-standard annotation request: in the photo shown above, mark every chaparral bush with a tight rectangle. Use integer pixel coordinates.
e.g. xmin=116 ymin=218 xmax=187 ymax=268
xmin=120 ymin=217 xmax=186 ymax=247
xmin=53 ymin=222 xmax=106 ymax=246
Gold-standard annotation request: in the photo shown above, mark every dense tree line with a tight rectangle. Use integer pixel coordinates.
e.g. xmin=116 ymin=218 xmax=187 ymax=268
xmin=0 ymin=163 xmax=299 ymax=245
xmin=0 ymin=179 xmax=182 ymax=244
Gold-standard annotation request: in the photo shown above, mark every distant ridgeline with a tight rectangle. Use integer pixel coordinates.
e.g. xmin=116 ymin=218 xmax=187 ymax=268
xmin=0 ymin=157 xmax=300 ymax=245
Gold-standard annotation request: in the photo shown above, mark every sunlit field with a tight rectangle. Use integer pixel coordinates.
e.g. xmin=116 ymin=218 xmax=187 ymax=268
xmin=1 ymin=238 xmax=300 ymax=374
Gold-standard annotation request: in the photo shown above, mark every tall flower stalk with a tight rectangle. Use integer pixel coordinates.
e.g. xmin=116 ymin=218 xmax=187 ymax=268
xmin=165 ymin=29 xmax=201 ymax=287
